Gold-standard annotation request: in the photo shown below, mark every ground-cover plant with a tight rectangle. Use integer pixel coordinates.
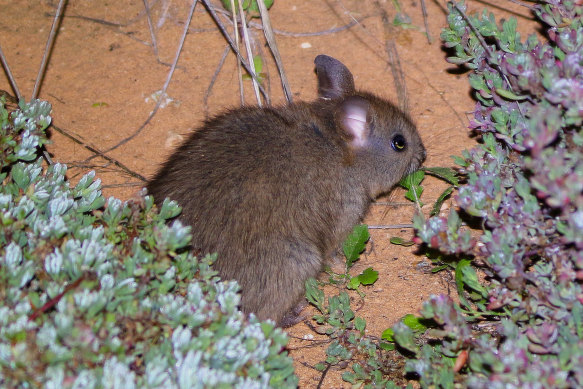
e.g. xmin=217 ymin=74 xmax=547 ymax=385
xmin=407 ymin=0 xmax=583 ymax=387
xmin=0 ymin=97 xmax=297 ymax=388
xmin=305 ymin=1 xmax=583 ymax=387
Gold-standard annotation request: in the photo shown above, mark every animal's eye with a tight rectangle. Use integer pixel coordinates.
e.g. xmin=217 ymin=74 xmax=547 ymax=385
xmin=391 ymin=134 xmax=407 ymax=152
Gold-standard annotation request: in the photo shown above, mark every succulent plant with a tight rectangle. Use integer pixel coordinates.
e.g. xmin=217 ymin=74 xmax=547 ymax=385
xmin=408 ymin=1 xmax=583 ymax=387
xmin=0 ymin=97 xmax=297 ymax=388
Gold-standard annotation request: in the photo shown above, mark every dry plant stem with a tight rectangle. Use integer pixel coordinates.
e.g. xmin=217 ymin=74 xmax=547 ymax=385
xmin=142 ymin=0 xmax=160 ymax=59
xmin=32 ymin=0 xmax=67 ymax=100
xmin=247 ymin=14 xmax=367 ymax=37
xmin=202 ymin=0 xmax=268 ymax=99
xmin=386 ymin=41 xmax=408 ymax=112
xmin=157 ymin=0 xmax=172 ymax=28
xmin=316 ymin=363 xmax=332 ymax=389
xmin=204 ymin=45 xmax=231 ymax=117
xmin=52 ymin=124 xmax=147 ymax=182
xmin=101 ymin=182 xmax=144 ymax=189
xmin=56 ymin=0 xmax=160 ymax=28
xmin=205 ymin=6 xmax=368 ymax=37
xmin=60 ymin=14 xmax=152 ymax=47
xmin=237 ymin=1 xmax=263 ymax=107
xmin=252 ymin=32 xmax=272 ymax=99
xmin=228 ymin=0 xmax=245 ymax=105
xmin=28 ymin=275 xmax=85 ymax=322
xmin=0 ymin=44 xmax=22 ymax=101
xmin=97 ymin=0 xmax=199 ymax=156
xmin=53 ymin=2 xmax=174 ymax=64
xmin=257 ymin=0 xmax=293 ymax=104
xmin=450 ymin=0 xmax=525 ymax=116
xmin=331 ymin=4 xmax=465 ymax=127
xmin=505 ymin=0 xmax=535 ymax=10
xmin=374 ymin=0 xmax=409 ymax=112
xmin=450 ymin=1 xmax=493 ymax=59
xmin=373 ymin=201 xmax=415 ymax=206
xmin=368 ymin=224 xmax=414 ymax=229
xmin=427 ymin=79 xmax=467 ymax=127
xmin=421 ymin=0 xmax=432 ymax=44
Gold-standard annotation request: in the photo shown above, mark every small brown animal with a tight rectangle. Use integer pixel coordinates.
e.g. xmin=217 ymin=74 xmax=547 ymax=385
xmin=147 ymin=55 xmax=426 ymax=326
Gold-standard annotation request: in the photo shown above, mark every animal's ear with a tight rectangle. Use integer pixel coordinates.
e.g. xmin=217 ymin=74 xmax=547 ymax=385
xmin=315 ymin=55 xmax=355 ymax=99
xmin=338 ymin=96 xmax=370 ymax=148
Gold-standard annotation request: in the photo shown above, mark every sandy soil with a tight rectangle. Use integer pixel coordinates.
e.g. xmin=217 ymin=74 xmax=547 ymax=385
xmin=0 ymin=0 xmax=535 ymax=386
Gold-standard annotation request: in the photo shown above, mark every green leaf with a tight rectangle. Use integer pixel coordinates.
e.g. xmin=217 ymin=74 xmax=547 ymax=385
xmin=158 ymin=198 xmax=182 ymax=220
xmin=347 ymin=276 xmax=361 ymax=290
xmin=430 ymin=186 xmax=454 ymax=216
xmin=447 ymin=209 xmax=462 ymax=232
xmin=432 ymin=264 xmax=449 ymax=273
xmin=390 ymin=236 xmax=415 ymax=246
xmin=358 ymin=267 xmax=378 ymax=285
xmin=469 ymin=73 xmax=488 ymax=92
xmin=341 ymin=371 xmax=356 ymax=383
xmin=399 ymin=170 xmax=425 ymax=188
xmin=405 ymin=185 xmax=423 ymax=203
xmin=381 ymin=328 xmax=394 ymax=342
xmin=392 ymin=322 xmax=419 ymax=354
xmin=343 ymin=224 xmax=370 ymax=268
xmin=305 ymin=278 xmax=325 ymax=311
xmin=455 ymin=259 xmax=473 ymax=309
xmin=455 ymin=259 xmax=487 ymax=308
xmin=314 ymin=362 xmax=327 ymax=372
xmin=447 ymin=56 xmax=472 ymax=65
xmin=348 ymin=267 xmax=378 ymax=290
xmin=221 ymin=0 xmax=274 ymax=17
xmin=253 ymin=55 xmax=263 ymax=74
xmin=459 ymin=260 xmax=488 ymax=298
xmin=452 ymin=154 xmax=468 ymax=167
xmin=402 ymin=314 xmax=428 ymax=333
xmin=354 ymin=316 xmax=366 ymax=332
xmin=495 ymin=88 xmax=528 ymax=101
xmin=423 ymin=167 xmax=459 ymax=186
xmin=400 ymin=170 xmax=425 ymax=204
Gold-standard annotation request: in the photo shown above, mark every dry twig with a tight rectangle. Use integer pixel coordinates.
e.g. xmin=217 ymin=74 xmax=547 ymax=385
xmin=257 ymin=0 xmax=293 ymax=103
xmin=32 ymin=0 xmax=67 ymax=100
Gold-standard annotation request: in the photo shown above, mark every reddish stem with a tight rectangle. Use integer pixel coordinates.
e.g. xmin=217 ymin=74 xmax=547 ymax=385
xmin=28 ymin=275 xmax=85 ymax=321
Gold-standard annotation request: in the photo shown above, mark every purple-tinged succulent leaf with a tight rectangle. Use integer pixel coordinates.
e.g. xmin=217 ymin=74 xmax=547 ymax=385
xmin=410 ymin=1 xmax=583 ymax=386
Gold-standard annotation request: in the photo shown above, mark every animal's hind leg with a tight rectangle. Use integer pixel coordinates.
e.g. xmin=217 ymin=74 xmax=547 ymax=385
xmin=249 ymin=244 xmax=323 ymax=326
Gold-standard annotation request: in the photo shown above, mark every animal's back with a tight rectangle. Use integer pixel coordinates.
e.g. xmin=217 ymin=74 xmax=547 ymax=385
xmin=147 ymin=102 xmax=369 ymax=323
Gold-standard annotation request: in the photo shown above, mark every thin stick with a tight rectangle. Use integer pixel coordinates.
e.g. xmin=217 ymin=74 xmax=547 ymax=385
xmin=368 ymin=224 xmax=414 ymax=229
xmin=204 ymin=45 xmax=230 ymax=117
xmin=49 ymin=0 xmax=160 ymax=28
xmin=32 ymin=0 xmax=67 ymax=100
xmin=374 ymin=0 xmax=409 ymax=112
xmin=450 ymin=1 xmax=493 ymax=59
xmin=420 ymin=0 xmax=432 ymax=44
xmin=52 ymin=124 xmax=147 ymax=181
xmin=316 ymin=363 xmax=332 ymax=389
xmin=100 ymin=0 xmax=199 ymax=155
xmin=157 ymin=0 xmax=172 ymax=28
xmin=257 ymin=0 xmax=293 ymax=103
xmin=228 ymin=0 xmax=245 ymax=104
xmin=248 ymin=15 xmax=366 ymax=37
xmin=143 ymin=0 xmax=160 ymax=59
xmin=237 ymin=1 xmax=262 ymax=107
xmin=449 ymin=0 xmax=524 ymax=115
xmin=202 ymin=0 xmax=268 ymax=99
xmin=28 ymin=275 xmax=85 ymax=321
xmin=505 ymin=0 xmax=536 ymax=10
xmin=0 ymin=45 xmax=22 ymax=101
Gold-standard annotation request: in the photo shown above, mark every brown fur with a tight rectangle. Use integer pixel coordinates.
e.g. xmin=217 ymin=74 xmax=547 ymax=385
xmin=147 ymin=55 xmax=426 ymax=326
